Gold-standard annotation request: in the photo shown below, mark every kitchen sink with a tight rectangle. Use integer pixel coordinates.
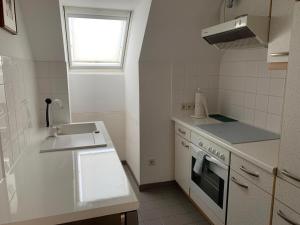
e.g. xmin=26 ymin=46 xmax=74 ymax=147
xmin=40 ymin=122 xmax=107 ymax=153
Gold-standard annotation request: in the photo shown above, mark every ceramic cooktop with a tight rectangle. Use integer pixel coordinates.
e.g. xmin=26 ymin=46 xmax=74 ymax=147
xmin=197 ymin=122 xmax=280 ymax=144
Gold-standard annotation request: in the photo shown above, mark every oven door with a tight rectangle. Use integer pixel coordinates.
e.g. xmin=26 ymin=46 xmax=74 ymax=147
xmin=190 ymin=144 xmax=228 ymax=224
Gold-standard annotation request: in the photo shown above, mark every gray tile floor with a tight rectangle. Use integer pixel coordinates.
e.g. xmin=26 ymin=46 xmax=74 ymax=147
xmin=124 ymin=166 xmax=211 ymax=225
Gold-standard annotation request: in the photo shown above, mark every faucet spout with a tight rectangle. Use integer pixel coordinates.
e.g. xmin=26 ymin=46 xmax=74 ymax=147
xmin=45 ymin=98 xmax=52 ymax=127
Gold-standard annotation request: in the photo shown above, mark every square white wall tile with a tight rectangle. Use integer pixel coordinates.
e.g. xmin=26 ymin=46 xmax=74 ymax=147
xmin=254 ymin=111 xmax=268 ymax=129
xmin=256 ymin=78 xmax=270 ymax=95
xmin=267 ymin=114 xmax=282 ymax=133
xmin=268 ymin=96 xmax=284 ymax=115
xmin=269 ymin=78 xmax=286 ymax=97
xmin=245 ymin=93 xmax=256 ymax=109
xmin=255 ymin=95 xmax=268 ymax=112
xmin=218 ymin=48 xmax=287 ymax=133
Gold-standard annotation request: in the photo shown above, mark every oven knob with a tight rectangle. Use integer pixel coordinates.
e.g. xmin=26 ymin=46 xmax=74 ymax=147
xmin=212 ymin=149 xmax=216 ymax=154
xmin=216 ymin=152 xmax=220 ymax=157
xmin=220 ymin=154 xmax=225 ymax=160
xmin=199 ymin=142 xmax=203 ymax=147
xmin=208 ymin=147 xmax=212 ymax=152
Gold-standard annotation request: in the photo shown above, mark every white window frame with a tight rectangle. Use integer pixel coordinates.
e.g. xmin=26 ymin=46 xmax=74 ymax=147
xmin=64 ymin=7 xmax=131 ymax=71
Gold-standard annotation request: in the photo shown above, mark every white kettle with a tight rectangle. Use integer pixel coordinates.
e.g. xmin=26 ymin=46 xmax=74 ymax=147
xmin=191 ymin=88 xmax=209 ymax=119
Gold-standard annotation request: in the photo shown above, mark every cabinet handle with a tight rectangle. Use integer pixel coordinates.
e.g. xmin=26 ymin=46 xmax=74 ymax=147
xmin=240 ymin=166 xmax=260 ymax=178
xmin=277 ymin=210 xmax=300 ymax=225
xmin=181 ymin=141 xmax=189 ymax=148
xmin=231 ymin=177 xmax=249 ymax=189
xmin=270 ymin=52 xmax=289 ymax=57
xmin=282 ymin=170 xmax=300 ymax=182
xmin=178 ymin=128 xmax=186 ymax=135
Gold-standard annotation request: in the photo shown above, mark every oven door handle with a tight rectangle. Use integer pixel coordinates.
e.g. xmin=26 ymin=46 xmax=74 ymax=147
xmin=205 ymin=155 xmax=228 ymax=170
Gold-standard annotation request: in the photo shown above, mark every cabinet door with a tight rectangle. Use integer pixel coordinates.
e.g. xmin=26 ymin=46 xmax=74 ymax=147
xmin=175 ymin=134 xmax=191 ymax=194
xmin=273 ymin=200 xmax=300 ymax=225
xmin=267 ymin=0 xmax=295 ymax=63
xmin=0 ymin=156 xmax=3 ymax=182
xmin=227 ymin=170 xmax=272 ymax=225
xmin=278 ymin=2 xmax=300 ymax=189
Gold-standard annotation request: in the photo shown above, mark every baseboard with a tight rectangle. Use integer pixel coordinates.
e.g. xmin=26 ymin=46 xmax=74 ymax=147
xmin=122 ymin=160 xmax=176 ymax=192
xmin=122 ymin=160 xmax=140 ymax=187
xmin=139 ymin=180 xmax=176 ymax=192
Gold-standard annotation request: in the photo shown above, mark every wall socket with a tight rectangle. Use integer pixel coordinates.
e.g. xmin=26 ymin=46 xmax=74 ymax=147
xmin=181 ymin=103 xmax=195 ymax=111
xmin=148 ymin=159 xmax=156 ymax=166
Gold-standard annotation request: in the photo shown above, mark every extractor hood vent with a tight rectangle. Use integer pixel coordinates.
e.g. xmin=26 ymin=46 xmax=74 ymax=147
xmin=202 ymin=15 xmax=269 ymax=49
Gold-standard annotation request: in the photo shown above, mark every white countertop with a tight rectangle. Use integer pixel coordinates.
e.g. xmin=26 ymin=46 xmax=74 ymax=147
xmin=0 ymin=122 xmax=138 ymax=225
xmin=172 ymin=115 xmax=279 ymax=174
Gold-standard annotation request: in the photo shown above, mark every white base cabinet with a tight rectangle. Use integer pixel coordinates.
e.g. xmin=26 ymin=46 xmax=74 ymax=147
xmin=174 ymin=134 xmax=191 ymax=195
xmin=227 ymin=170 xmax=272 ymax=225
xmin=273 ymin=200 xmax=300 ymax=225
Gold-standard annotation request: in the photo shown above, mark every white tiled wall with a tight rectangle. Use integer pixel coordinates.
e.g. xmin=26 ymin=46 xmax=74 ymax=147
xmin=35 ymin=61 xmax=70 ymax=126
xmin=218 ymin=48 xmax=287 ymax=133
xmin=0 ymin=56 xmax=40 ymax=178
xmin=171 ymin=62 xmax=220 ymax=117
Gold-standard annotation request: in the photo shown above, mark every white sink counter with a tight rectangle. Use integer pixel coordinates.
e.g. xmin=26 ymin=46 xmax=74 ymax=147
xmin=0 ymin=122 xmax=138 ymax=225
xmin=172 ymin=115 xmax=279 ymax=174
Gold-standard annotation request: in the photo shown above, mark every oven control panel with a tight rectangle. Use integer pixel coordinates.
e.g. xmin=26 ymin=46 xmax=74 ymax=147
xmin=191 ymin=132 xmax=230 ymax=165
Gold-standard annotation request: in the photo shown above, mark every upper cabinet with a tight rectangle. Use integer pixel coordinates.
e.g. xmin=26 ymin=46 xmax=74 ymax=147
xmin=267 ymin=0 xmax=295 ymax=63
xmin=277 ymin=2 xmax=300 ymax=188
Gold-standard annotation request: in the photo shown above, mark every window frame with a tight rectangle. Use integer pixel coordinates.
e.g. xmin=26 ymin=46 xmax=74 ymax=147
xmin=64 ymin=7 xmax=131 ymax=71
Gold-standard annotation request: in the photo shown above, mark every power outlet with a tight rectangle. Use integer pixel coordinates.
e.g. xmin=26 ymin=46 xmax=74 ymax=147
xmin=148 ymin=159 xmax=156 ymax=166
xmin=181 ymin=103 xmax=195 ymax=111
xmin=186 ymin=103 xmax=195 ymax=110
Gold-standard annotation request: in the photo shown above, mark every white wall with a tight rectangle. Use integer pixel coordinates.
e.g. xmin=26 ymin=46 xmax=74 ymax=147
xmin=124 ymin=0 xmax=152 ymax=183
xmin=218 ymin=48 xmax=286 ymax=134
xmin=216 ymin=0 xmax=286 ymax=134
xmin=139 ymin=0 xmax=222 ymax=185
xmin=19 ymin=0 xmax=130 ymax=160
xmin=0 ymin=0 xmax=40 ymax=177
xmin=69 ymin=74 xmax=126 ymax=160
xmin=0 ymin=1 xmax=32 ymax=59
xmin=59 ymin=0 xmax=151 ymax=162
xmin=19 ymin=0 xmax=70 ymax=125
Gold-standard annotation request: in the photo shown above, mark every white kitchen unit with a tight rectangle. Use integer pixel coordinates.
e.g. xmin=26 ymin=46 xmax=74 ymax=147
xmin=272 ymin=3 xmax=300 ymax=225
xmin=267 ymin=0 xmax=295 ymax=63
xmin=175 ymin=133 xmax=191 ymax=195
xmin=277 ymin=1 xmax=300 ymax=189
xmin=227 ymin=155 xmax=274 ymax=225
xmin=173 ymin=116 xmax=279 ymax=225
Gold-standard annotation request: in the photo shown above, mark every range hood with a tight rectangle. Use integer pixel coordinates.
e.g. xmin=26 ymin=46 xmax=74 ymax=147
xmin=202 ymin=15 xmax=269 ymax=49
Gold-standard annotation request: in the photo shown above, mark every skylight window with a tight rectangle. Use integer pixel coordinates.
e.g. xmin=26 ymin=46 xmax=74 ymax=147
xmin=64 ymin=7 xmax=131 ymax=70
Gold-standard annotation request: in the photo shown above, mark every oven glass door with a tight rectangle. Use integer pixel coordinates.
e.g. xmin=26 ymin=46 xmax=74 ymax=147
xmin=191 ymin=156 xmax=225 ymax=209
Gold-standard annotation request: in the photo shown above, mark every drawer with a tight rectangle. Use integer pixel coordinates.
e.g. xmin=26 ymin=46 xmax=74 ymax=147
xmin=275 ymin=178 xmax=300 ymax=214
xmin=175 ymin=123 xmax=191 ymax=141
xmin=231 ymin=154 xmax=274 ymax=194
xmin=227 ymin=170 xmax=272 ymax=225
xmin=273 ymin=200 xmax=300 ymax=225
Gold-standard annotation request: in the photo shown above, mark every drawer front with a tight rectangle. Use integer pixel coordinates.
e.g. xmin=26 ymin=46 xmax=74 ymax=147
xmin=231 ymin=154 xmax=274 ymax=194
xmin=227 ymin=170 xmax=272 ymax=225
xmin=175 ymin=134 xmax=191 ymax=195
xmin=273 ymin=200 xmax=300 ymax=225
xmin=175 ymin=123 xmax=191 ymax=141
xmin=275 ymin=178 xmax=300 ymax=214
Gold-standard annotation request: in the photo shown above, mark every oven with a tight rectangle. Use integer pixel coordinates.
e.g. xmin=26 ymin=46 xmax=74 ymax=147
xmin=190 ymin=143 xmax=229 ymax=224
